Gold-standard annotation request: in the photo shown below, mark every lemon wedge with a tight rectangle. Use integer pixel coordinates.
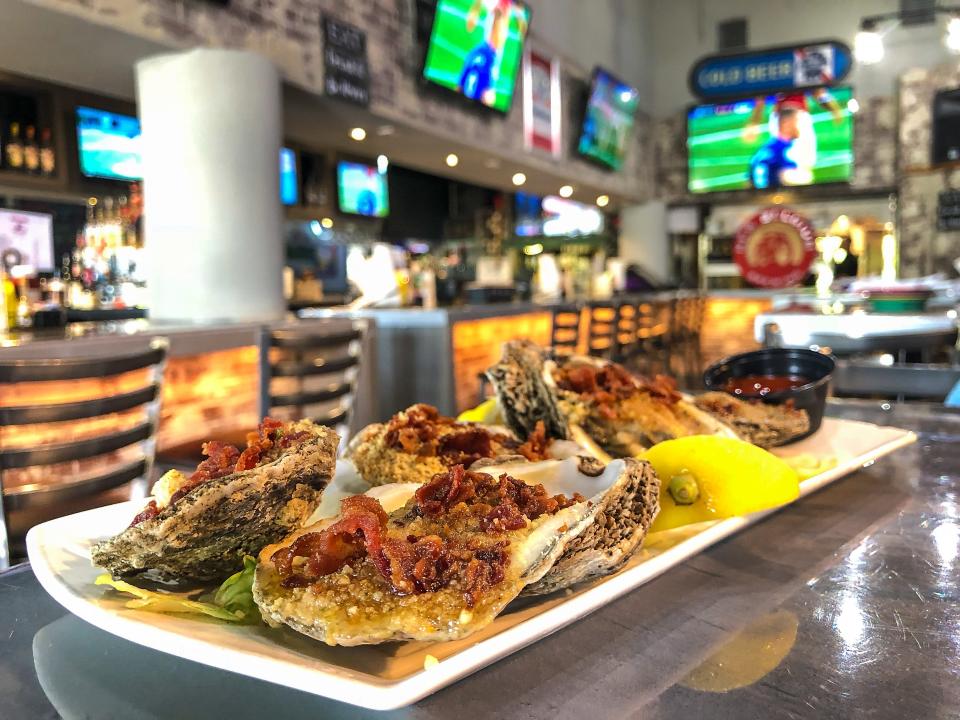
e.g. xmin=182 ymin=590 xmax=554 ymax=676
xmin=643 ymin=435 xmax=800 ymax=533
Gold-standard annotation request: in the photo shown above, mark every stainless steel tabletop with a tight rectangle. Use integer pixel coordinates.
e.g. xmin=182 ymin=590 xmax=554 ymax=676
xmin=2 ymin=401 xmax=957 ymax=719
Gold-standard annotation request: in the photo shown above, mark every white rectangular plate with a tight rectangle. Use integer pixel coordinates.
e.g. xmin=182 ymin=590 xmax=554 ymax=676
xmin=27 ymin=417 xmax=915 ymax=710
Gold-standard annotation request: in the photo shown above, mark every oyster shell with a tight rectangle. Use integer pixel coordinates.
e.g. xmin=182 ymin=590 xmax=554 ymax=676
xmin=253 ymin=466 xmax=598 ymax=646
xmin=91 ymin=421 xmax=339 ymax=583
xmin=344 ymin=403 xmax=548 ymax=486
xmin=469 ymin=456 xmax=661 ymax=595
xmin=488 ymin=342 xmax=807 ymax=455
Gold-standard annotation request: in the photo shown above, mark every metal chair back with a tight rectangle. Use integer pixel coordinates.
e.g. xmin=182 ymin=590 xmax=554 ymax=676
xmin=259 ymin=320 xmax=365 ymax=448
xmin=0 ymin=338 xmax=167 ymax=568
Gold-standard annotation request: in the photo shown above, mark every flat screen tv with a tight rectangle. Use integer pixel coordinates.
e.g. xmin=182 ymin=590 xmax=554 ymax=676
xmin=422 ymin=0 xmax=531 ymax=113
xmin=280 ymin=147 xmax=299 ymax=206
xmin=577 ymin=68 xmax=639 ymax=170
xmin=76 ymin=106 xmax=142 ymax=181
xmin=687 ymin=86 xmax=855 ymax=193
xmin=337 ymin=161 xmax=389 ymax=218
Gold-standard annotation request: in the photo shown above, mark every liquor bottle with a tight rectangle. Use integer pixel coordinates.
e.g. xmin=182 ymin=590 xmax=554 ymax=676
xmin=5 ymin=122 xmax=23 ymax=172
xmin=1 ymin=269 xmax=17 ymax=329
xmin=39 ymin=127 xmax=55 ymax=177
xmin=23 ymin=125 xmax=40 ymax=174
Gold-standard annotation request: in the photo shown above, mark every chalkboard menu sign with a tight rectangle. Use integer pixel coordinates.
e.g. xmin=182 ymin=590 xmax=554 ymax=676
xmin=323 ymin=16 xmax=369 ymax=107
xmin=937 ymin=190 xmax=960 ymax=231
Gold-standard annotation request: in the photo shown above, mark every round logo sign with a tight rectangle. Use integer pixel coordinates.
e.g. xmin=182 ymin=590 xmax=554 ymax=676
xmin=733 ymin=207 xmax=817 ymax=288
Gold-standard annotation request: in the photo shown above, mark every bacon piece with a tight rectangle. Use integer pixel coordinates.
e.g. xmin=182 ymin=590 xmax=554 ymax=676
xmin=438 ymin=428 xmax=496 ymax=466
xmin=191 ymin=441 xmax=241 ymax=482
xmin=273 ymin=495 xmax=388 ymax=588
xmin=516 ymin=420 xmax=549 ymax=461
xmin=128 ymin=500 xmax=159 ymax=527
xmin=415 ymin=464 xmax=483 ymax=517
xmin=554 ymin=361 xmax=682 ymax=413
xmin=463 ymin=544 xmax=508 ymax=608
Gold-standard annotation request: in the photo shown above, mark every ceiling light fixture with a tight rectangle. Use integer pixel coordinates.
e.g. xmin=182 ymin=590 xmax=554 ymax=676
xmin=377 ymin=154 xmax=389 ymax=173
xmin=558 ymin=185 xmax=573 ymax=198
xmin=349 ymin=127 xmax=367 ymax=141
xmin=321 ymin=217 xmax=334 ymax=229
xmin=596 ymin=194 xmax=610 ymax=208
xmin=854 ymin=20 xmax=884 ymax=65
xmin=512 ymin=172 xmax=527 ymax=186
xmin=947 ymin=15 xmax=960 ymax=53
xmin=445 ymin=153 xmax=459 ymax=167
xmin=854 ymin=6 xmax=960 ymax=65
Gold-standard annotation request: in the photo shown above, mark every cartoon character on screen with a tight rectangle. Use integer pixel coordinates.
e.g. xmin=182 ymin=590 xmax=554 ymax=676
xmin=459 ymin=0 xmax=528 ymax=107
xmin=745 ymin=89 xmax=843 ymax=190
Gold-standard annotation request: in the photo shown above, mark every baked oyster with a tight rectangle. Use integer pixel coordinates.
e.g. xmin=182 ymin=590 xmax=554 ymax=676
xmin=91 ymin=418 xmax=339 ymax=583
xmin=692 ymin=391 xmax=810 ymax=447
xmin=343 ymin=403 xmax=558 ymax=486
xmin=253 ymin=464 xmax=597 ymax=645
xmin=487 ymin=341 xmax=809 ymax=457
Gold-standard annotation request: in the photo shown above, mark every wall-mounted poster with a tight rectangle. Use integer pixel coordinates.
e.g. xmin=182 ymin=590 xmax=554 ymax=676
xmin=0 ymin=209 xmax=54 ymax=271
xmin=523 ymin=49 xmax=560 ymax=155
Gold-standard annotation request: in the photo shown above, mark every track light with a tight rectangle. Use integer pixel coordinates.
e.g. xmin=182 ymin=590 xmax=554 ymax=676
xmin=854 ymin=20 xmax=884 ymax=65
xmin=947 ymin=15 xmax=960 ymax=54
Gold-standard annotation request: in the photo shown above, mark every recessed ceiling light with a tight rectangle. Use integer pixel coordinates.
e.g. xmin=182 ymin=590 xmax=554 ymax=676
xmin=321 ymin=217 xmax=334 ymax=229
xmin=376 ymin=125 xmax=395 ymax=136
xmin=349 ymin=127 xmax=367 ymax=141
xmin=596 ymin=194 xmax=610 ymax=207
xmin=445 ymin=153 xmax=459 ymax=167
xmin=377 ymin=154 xmax=389 ymax=173
xmin=512 ymin=172 xmax=527 ymax=186
xmin=559 ymin=185 xmax=573 ymax=198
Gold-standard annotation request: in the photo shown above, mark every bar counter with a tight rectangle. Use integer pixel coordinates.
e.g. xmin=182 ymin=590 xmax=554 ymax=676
xmin=1 ymin=400 xmax=956 ymax=718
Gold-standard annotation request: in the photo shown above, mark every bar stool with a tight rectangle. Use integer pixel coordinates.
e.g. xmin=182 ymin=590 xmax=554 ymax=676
xmin=0 ymin=339 xmax=167 ymax=568
xmin=260 ymin=320 xmax=366 ymax=449
xmin=549 ymin=303 xmax=582 ymax=356
xmin=586 ymin=301 xmax=619 ymax=358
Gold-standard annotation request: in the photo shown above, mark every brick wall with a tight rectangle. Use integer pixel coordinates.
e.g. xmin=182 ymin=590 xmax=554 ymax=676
xmin=37 ymin=0 xmax=653 ymax=200
xmin=898 ymin=64 xmax=960 ymax=277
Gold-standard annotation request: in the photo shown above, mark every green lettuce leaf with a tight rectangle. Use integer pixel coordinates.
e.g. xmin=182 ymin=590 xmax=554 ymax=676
xmin=94 ymin=555 xmax=259 ymax=624
xmin=212 ymin=555 xmax=258 ymax=618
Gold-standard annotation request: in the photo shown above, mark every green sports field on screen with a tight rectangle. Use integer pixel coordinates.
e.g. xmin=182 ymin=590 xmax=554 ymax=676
xmin=337 ymin=162 xmax=389 ymax=218
xmin=422 ymin=0 xmax=531 ymax=113
xmin=687 ymin=87 xmax=854 ymax=193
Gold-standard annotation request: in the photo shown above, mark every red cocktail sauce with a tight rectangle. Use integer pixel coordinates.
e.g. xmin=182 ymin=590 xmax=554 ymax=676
xmin=723 ymin=374 xmax=810 ymax=397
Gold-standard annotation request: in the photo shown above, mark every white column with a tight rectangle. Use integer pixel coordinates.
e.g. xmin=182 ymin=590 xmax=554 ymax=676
xmin=620 ymin=200 xmax=671 ymax=283
xmin=137 ymin=49 xmax=284 ymax=323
